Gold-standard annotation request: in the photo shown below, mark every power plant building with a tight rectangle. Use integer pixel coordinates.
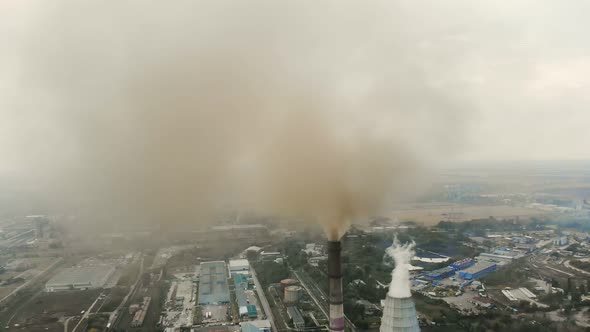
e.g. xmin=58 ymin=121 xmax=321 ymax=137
xmin=234 ymin=274 xmax=257 ymax=318
xmin=45 ymin=266 xmax=115 ymax=291
xmin=241 ymin=320 xmax=271 ymax=332
xmin=458 ymin=262 xmax=497 ymax=280
xmin=286 ymin=306 xmax=305 ymax=330
xmin=198 ymin=261 xmax=230 ymax=305
xmin=449 ymin=258 xmax=474 ymax=271
xmin=424 ymin=266 xmax=455 ymax=280
xmin=229 ymin=259 xmax=250 ymax=276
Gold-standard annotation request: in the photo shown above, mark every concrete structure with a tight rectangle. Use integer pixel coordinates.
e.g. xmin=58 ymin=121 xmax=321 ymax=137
xmin=45 ymin=266 xmax=115 ymax=291
xmin=164 ymin=276 xmax=198 ymax=328
xmin=502 ymin=289 xmax=518 ymax=301
xmin=241 ymin=320 xmax=271 ymax=332
xmin=424 ymin=266 xmax=455 ymax=280
xmin=286 ymin=306 xmax=305 ymax=330
xmin=458 ymin=262 xmax=497 ymax=280
xmin=327 ymin=240 xmax=344 ymax=332
xmin=198 ymin=261 xmax=230 ymax=305
xmin=284 ymin=285 xmax=302 ymax=304
xmin=380 ymin=295 xmax=420 ymax=332
xmin=308 ymin=255 xmax=328 ymax=267
xmin=449 ymin=258 xmax=474 ymax=271
xmin=479 ymin=252 xmax=518 ymax=261
xmin=519 ymin=287 xmax=536 ymax=298
xmin=229 ymin=259 xmax=250 ymax=276
xmin=260 ymin=251 xmax=281 ymax=261
xmin=553 ymin=236 xmax=568 ymax=246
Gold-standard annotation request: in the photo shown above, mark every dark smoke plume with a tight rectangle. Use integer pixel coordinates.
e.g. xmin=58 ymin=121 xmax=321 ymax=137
xmin=5 ymin=1 xmax=468 ymax=238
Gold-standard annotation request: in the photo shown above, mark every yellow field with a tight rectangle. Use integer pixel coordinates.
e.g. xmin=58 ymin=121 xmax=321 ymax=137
xmin=385 ymin=203 xmax=548 ymax=226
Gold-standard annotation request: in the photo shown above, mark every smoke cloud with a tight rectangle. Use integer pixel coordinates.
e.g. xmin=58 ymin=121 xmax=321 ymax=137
xmin=386 ymin=237 xmax=416 ymax=298
xmin=2 ymin=1 xmax=468 ymax=236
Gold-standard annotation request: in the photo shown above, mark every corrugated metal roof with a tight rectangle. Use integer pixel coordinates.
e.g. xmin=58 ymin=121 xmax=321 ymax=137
xmin=198 ymin=261 xmax=230 ymax=305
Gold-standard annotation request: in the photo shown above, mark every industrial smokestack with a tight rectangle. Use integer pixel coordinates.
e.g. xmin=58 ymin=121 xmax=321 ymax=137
xmin=327 ymin=240 xmax=344 ymax=332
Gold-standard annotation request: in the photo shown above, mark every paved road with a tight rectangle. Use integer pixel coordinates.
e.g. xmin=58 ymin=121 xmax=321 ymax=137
xmin=71 ymin=294 xmax=103 ymax=332
xmin=63 ymin=316 xmax=74 ymax=332
xmin=250 ymin=266 xmax=277 ymax=332
xmin=564 ymin=260 xmax=590 ymax=276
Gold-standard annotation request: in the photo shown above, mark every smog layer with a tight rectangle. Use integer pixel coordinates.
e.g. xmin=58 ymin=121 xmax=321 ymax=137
xmin=2 ymin=1 xmax=468 ymax=237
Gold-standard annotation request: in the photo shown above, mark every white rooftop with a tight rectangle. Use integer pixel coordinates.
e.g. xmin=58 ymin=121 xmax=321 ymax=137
xmin=229 ymin=259 xmax=249 ymax=268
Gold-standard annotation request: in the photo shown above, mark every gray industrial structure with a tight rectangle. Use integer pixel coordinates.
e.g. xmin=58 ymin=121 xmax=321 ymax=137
xmin=198 ymin=261 xmax=230 ymax=305
xmin=286 ymin=306 xmax=305 ymax=330
xmin=45 ymin=266 xmax=115 ymax=291
xmin=380 ymin=295 xmax=420 ymax=332
xmin=328 ymin=240 xmax=344 ymax=332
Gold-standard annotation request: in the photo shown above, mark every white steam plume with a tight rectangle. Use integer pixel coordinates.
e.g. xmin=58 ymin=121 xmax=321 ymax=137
xmin=386 ymin=236 xmax=416 ymax=298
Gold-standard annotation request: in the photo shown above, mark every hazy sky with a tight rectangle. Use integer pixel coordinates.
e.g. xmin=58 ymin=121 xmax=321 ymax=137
xmin=1 ymin=0 xmax=589 ymax=173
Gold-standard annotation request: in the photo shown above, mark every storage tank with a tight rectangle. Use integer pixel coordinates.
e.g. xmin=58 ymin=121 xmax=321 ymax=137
xmin=280 ymin=278 xmax=299 ymax=292
xmin=284 ymin=285 xmax=302 ymax=303
xmin=280 ymin=279 xmax=298 ymax=287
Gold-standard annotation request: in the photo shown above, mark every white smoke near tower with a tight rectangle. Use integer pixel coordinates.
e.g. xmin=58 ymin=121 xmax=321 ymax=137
xmin=381 ymin=237 xmax=420 ymax=332
xmin=386 ymin=237 xmax=415 ymax=298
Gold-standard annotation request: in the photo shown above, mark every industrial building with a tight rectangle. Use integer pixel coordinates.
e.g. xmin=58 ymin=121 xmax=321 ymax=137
xmin=241 ymin=320 xmax=271 ymax=332
xmin=424 ymin=266 xmax=455 ymax=280
xmin=449 ymin=258 xmax=474 ymax=271
xmin=45 ymin=266 xmax=115 ymax=291
xmin=286 ymin=306 xmax=305 ymax=330
xmin=553 ymin=236 xmax=568 ymax=246
xmin=198 ymin=261 xmax=230 ymax=305
xmin=458 ymin=262 xmax=497 ymax=280
xmin=307 ymin=255 xmax=328 ymax=267
xmin=479 ymin=251 xmax=521 ymax=262
xmin=229 ymin=259 xmax=250 ymax=276
xmin=234 ymin=274 xmax=257 ymax=318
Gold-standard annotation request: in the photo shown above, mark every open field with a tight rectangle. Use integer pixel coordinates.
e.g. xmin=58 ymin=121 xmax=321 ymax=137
xmin=386 ymin=203 xmax=548 ymax=225
xmin=4 ymin=289 xmax=101 ymax=332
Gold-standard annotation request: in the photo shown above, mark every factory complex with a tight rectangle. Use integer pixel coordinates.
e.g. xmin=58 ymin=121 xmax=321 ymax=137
xmin=458 ymin=262 xmax=497 ymax=280
xmin=198 ymin=261 xmax=230 ymax=305
xmin=161 ymin=258 xmax=266 ymax=331
xmin=45 ymin=265 xmax=116 ymax=291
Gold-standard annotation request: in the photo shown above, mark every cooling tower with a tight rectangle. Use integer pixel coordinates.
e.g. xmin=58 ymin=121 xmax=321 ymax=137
xmin=327 ymin=240 xmax=344 ymax=332
xmin=380 ymin=295 xmax=420 ymax=332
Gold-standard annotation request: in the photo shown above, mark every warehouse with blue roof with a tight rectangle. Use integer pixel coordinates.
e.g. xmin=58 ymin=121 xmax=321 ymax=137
xmin=198 ymin=261 xmax=230 ymax=305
